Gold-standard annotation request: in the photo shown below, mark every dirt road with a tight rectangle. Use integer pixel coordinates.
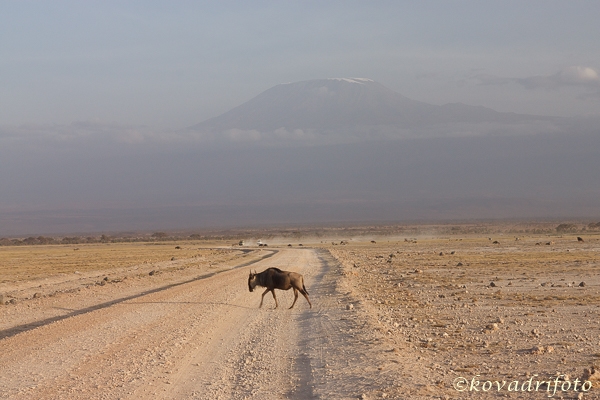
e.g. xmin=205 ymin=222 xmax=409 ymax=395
xmin=0 ymin=248 xmax=396 ymax=400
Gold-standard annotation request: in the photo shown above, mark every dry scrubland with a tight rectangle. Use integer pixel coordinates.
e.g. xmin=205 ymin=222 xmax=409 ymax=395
xmin=1 ymin=225 xmax=600 ymax=399
xmin=0 ymin=242 xmax=262 ymax=334
xmin=324 ymin=230 xmax=600 ymax=398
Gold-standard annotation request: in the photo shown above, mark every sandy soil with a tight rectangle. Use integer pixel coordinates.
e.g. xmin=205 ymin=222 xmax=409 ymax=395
xmin=1 ymin=232 xmax=599 ymax=399
xmin=0 ymin=246 xmax=398 ymax=399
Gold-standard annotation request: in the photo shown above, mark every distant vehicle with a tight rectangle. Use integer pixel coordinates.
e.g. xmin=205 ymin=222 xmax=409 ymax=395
xmin=257 ymin=239 xmax=267 ymax=247
xmin=239 ymin=240 xmax=244 ymax=246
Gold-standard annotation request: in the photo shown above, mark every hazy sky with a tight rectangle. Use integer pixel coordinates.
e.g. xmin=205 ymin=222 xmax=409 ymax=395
xmin=2 ymin=1 xmax=600 ymax=235
xmin=2 ymin=1 xmax=600 ymax=130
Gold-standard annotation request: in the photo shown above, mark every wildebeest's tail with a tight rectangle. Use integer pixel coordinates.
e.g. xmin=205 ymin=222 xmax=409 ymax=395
xmin=302 ymin=279 xmax=309 ymax=296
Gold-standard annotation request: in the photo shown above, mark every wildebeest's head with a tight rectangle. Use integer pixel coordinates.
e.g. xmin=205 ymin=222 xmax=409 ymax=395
xmin=248 ymin=270 xmax=257 ymax=292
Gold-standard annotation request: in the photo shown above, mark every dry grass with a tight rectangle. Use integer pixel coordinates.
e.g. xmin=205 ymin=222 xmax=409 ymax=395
xmin=0 ymin=241 xmax=243 ymax=284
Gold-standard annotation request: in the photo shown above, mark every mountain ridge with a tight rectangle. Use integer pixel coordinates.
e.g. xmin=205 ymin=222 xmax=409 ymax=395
xmin=188 ymin=78 xmax=553 ymax=134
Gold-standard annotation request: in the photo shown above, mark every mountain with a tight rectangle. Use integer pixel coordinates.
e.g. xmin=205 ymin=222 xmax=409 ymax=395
xmin=188 ymin=78 xmax=551 ymax=135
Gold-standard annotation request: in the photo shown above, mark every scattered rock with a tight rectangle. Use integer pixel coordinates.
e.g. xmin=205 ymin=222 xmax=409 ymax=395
xmin=456 ymin=262 xmax=463 ymax=266
xmin=577 ymin=237 xmax=584 ymax=242
xmin=579 ymin=281 xmax=586 ymax=287
xmin=582 ymin=366 xmax=600 ymax=384
xmin=149 ymin=270 xmax=156 ymax=276
xmin=33 ymin=292 xmax=42 ymax=298
xmin=489 ymin=281 xmax=497 ymax=287
xmin=530 ymin=345 xmax=546 ymax=355
xmin=346 ymin=304 xmax=354 ymax=310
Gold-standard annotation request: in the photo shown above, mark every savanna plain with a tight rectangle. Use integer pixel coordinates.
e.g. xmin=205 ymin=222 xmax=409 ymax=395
xmin=1 ymin=223 xmax=599 ymax=399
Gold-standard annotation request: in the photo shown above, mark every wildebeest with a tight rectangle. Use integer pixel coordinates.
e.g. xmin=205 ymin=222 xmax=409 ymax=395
xmin=248 ymin=267 xmax=312 ymax=309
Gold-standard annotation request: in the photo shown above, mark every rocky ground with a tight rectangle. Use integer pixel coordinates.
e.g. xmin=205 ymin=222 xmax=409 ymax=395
xmin=326 ymin=233 xmax=600 ymax=398
xmin=1 ymin=230 xmax=599 ymax=399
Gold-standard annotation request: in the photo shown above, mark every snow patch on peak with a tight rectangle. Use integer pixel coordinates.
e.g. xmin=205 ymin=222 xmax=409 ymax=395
xmin=328 ymin=78 xmax=374 ymax=84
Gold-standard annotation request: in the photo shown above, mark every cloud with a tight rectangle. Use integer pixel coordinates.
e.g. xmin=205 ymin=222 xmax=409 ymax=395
xmin=470 ymin=74 xmax=515 ymax=86
xmin=518 ymin=66 xmax=600 ymax=89
xmin=556 ymin=66 xmax=599 ymax=84
xmin=467 ymin=66 xmax=600 ymax=91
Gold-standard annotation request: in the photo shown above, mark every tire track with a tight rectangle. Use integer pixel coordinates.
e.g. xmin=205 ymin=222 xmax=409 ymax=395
xmin=0 ymin=249 xmax=277 ymax=341
xmin=0 ymin=249 xmax=318 ymax=400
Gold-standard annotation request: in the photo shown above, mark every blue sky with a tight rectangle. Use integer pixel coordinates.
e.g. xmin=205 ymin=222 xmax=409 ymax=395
xmin=1 ymin=1 xmax=600 ymax=130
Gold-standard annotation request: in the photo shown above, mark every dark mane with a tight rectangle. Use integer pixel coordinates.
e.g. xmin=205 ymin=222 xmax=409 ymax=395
xmin=268 ymin=267 xmax=284 ymax=273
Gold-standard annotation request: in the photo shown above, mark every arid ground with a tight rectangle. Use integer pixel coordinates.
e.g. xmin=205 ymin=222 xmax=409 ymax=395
xmin=1 ymin=224 xmax=599 ymax=399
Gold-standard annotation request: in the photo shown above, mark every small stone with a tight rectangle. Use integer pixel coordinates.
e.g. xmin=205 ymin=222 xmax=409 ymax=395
xmin=579 ymin=281 xmax=586 ymax=287
xmin=346 ymin=304 xmax=354 ymax=310
xmin=489 ymin=281 xmax=496 ymax=287
xmin=149 ymin=270 xmax=156 ymax=276
xmin=582 ymin=366 xmax=600 ymax=383
xmin=530 ymin=345 xmax=545 ymax=355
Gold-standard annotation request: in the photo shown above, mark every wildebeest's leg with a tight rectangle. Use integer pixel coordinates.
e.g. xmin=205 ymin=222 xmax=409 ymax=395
xmin=300 ymin=289 xmax=312 ymax=308
xmin=271 ymin=289 xmax=279 ymax=308
xmin=259 ymin=288 xmax=270 ymax=308
xmin=289 ymin=288 xmax=299 ymax=309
